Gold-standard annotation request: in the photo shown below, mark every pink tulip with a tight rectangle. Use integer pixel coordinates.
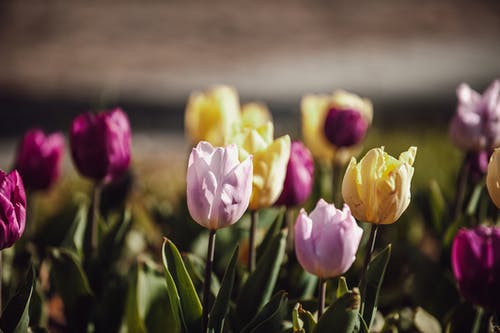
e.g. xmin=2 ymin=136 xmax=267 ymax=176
xmin=0 ymin=170 xmax=26 ymax=250
xmin=449 ymin=79 xmax=500 ymax=151
xmin=295 ymin=199 xmax=363 ymax=278
xmin=15 ymin=128 xmax=65 ymax=191
xmin=451 ymin=226 xmax=500 ymax=311
xmin=186 ymin=141 xmax=253 ymax=230
xmin=275 ymin=141 xmax=314 ymax=207
xmin=70 ymin=108 xmax=131 ymax=183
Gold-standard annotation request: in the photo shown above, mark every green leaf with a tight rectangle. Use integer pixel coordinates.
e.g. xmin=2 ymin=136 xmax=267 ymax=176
xmin=428 ymin=180 xmax=447 ymax=234
xmin=98 ymin=210 xmax=132 ymax=267
xmin=466 ymin=181 xmax=484 ymax=217
xmin=122 ymin=260 xmax=182 ymax=333
xmin=314 ymin=289 xmax=361 ymax=333
xmin=336 ymin=276 xmax=349 ymax=299
xmin=61 ymin=202 xmax=89 ymax=257
xmin=236 ymin=230 xmax=287 ymax=327
xmin=0 ymin=265 xmax=35 ymax=333
xmin=361 ymin=244 xmax=392 ymax=329
xmin=292 ymin=303 xmax=317 ymax=333
xmin=182 ymin=253 xmax=221 ymax=299
xmin=50 ymin=248 xmax=93 ymax=332
xmin=162 ymin=238 xmax=203 ymax=333
xmin=256 ymin=207 xmax=285 ymax=259
xmin=208 ymin=245 xmax=239 ymax=333
xmin=240 ymin=291 xmax=288 ymax=333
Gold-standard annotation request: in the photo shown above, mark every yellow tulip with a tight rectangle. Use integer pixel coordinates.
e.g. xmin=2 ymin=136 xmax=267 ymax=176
xmin=342 ymin=146 xmax=417 ymax=224
xmin=487 ymin=148 xmax=500 ymax=208
xmin=241 ymin=103 xmax=272 ymax=130
xmin=185 ymin=85 xmax=240 ymax=146
xmin=301 ymin=90 xmax=373 ymax=163
xmin=228 ymin=122 xmax=291 ymax=210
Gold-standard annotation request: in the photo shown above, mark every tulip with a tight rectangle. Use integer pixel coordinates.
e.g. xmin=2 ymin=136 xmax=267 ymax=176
xmin=487 ymin=148 xmax=500 ymax=208
xmin=186 ymin=141 xmax=253 ymax=333
xmin=466 ymin=150 xmax=490 ymax=183
xmin=227 ymin=121 xmax=290 ymax=271
xmin=275 ymin=141 xmax=314 ymax=207
xmin=186 ymin=141 xmax=253 ymax=230
xmin=240 ymin=102 xmax=272 ymax=130
xmin=14 ymin=128 xmax=65 ymax=191
xmin=0 ymin=170 xmax=26 ymax=250
xmin=70 ymin=108 xmax=131 ymax=183
xmin=449 ymin=79 xmax=500 ymax=151
xmin=295 ymin=199 xmax=363 ymax=278
xmin=342 ymin=146 xmax=417 ymax=225
xmin=295 ymin=199 xmax=363 ymax=316
xmin=451 ymin=226 xmax=500 ymax=312
xmin=301 ymin=90 xmax=373 ymax=163
xmin=324 ymin=107 xmax=368 ymax=148
xmin=185 ymin=85 xmax=241 ymax=146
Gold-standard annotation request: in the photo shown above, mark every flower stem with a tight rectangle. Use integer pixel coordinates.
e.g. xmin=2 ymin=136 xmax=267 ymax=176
xmin=471 ymin=306 xmax=484 ymax=333
xmin=91 ymin=182 xmax=103 ymax=259
xmin=248 ymin=210 xmax=258 ymax=273
xmin=202 ymin=229 xmax=216 ymax=333
xmin=318 ymin=278 xmax=327 ymax=318
xmin=358 ymin=224 xmax=379 ymax=289
xmin=452 ymin=155 xmax=471 ymax=222
xmin=331 ymin=160 xmax=343 ymax=206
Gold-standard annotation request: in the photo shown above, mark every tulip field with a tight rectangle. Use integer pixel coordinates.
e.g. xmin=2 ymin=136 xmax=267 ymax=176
xmin=0 ymin=80 xmax=499 ymax=333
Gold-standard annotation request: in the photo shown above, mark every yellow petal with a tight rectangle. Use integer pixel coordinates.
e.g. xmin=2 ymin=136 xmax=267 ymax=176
xmin=330 ymin=90 xmax=373 ymax=124
xmin=241 ymin=103 xmax=272 ymax=129
xmin=249 ymin=135 xmax=291 ymax=210
xmin=487 ymin=148 xmax=500 ymax=208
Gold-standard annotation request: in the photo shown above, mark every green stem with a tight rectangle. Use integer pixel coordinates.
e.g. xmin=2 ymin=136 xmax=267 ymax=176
xmin=358 ymin=224 xmax=379 ymax=290
xmin=318 ymin=278 xmax=327 ymax=318
xmin=452 ymin=155 xmax=471 ymax=222
xmin=202 ymin=230 xmax=216 ymax=333
xmin=471 ymin=306 xmax=484 ymax=333
xmin=91 ymin=182 xmax=103 ymax=258
xmin=248 ymin=210 xmax=258 ymax=272
xmin=331 ymin=161 xmax=343 ymax=206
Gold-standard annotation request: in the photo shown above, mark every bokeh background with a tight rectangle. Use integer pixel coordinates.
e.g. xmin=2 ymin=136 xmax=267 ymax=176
xmin=0 ymin=0 xmax=499 ymax=212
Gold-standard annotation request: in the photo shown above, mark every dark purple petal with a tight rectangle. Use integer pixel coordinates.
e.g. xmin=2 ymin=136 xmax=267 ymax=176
xmin=324 ymin=107 xmax=368 ymax=148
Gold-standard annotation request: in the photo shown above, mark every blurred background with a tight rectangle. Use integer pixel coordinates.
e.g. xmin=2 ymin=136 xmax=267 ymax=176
xmin=0 ymin=0 xmax=499 ymax=191
xmin=1 ymin=0 xmax=499 ymax=135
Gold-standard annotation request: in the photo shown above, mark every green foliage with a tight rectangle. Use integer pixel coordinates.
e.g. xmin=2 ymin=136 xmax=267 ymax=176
xmin=314 ymin=288 xmax=361 ymax=333
xmin=0 ymin=266 xmax=34 ymax=333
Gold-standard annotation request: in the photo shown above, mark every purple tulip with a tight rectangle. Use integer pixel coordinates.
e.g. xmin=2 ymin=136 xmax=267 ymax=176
xmin=449 ymin=79 xmax=500 ymax=151
xmin=324 ymin=107 xmax=368 ymax=148
xmin=0 ymin=170 xmax=26 ymax=250
xmin=275 ymin=141 xmax=314 ymax=207
xmin=186 ymin=141 xmax=253 ymax=230
xmin=451 ymin=226 xmax=500 ymax=311
xmin=14 ymin=129 xmax=65 ymax=191
xmin=70 ymin=108 xmax=131 ymax=183
xmin=295 ymin=199 xmax=363 ymax=278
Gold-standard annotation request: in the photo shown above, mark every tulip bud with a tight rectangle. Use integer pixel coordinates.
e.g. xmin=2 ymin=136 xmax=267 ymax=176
xmin=301 ymin=90 xmax=372 ymax=163
xmin=449 ymin=79 xmax=500 ymax=151
xmin=451 ymin=226 xmax=500 ymax=311
xmin=487 ymin=148 xmax=500 ymax=208
xmin=185 ymin=85 xmax=241 ymax=146
xmin=275 ymin=141 xmax=314 ymax=207
xmin=14 ymin=129 xmax=65 ymax=191
xmin=295 ymin=199 xmax=363 ymax=278
xmin=342 ymin=146 xmax=417 ymax=224
xmin=324 ymin=107 xmax=368 ymax=148
xmin=186 ymin=141 xmax=253 ymax=230
xmin=227 ymin=122 xmax=291 ymax=210
xmin=240 ymin=102 xmax=272 ymax=130
xmin=70 ymin=108 xmax=131 ymax=183
xmin=0 ymin=170 xmax=26 ymax=250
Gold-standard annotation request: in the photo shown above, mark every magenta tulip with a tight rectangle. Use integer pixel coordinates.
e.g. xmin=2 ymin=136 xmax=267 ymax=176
xmin=15 ymin=129 xmax=65 ymax=191
xmin=0 ymin=170 xmax=26 ymax=250
xmin=295 ymin=199 xmax=363 ymax=278
xmin=451 ymin=226 xmax=500 ymax=311
xmin=275 ymin=141 xmax=314 ymax=207
xmin=324 ymin=107 xmax=368 ymax=148
xmin=70 ymin=108 xmax=131 ymax=183
xmin=186 ymin=141 xmax=253 ymax=230
xmin=449 ymin=79 xmax=500 ymax=151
